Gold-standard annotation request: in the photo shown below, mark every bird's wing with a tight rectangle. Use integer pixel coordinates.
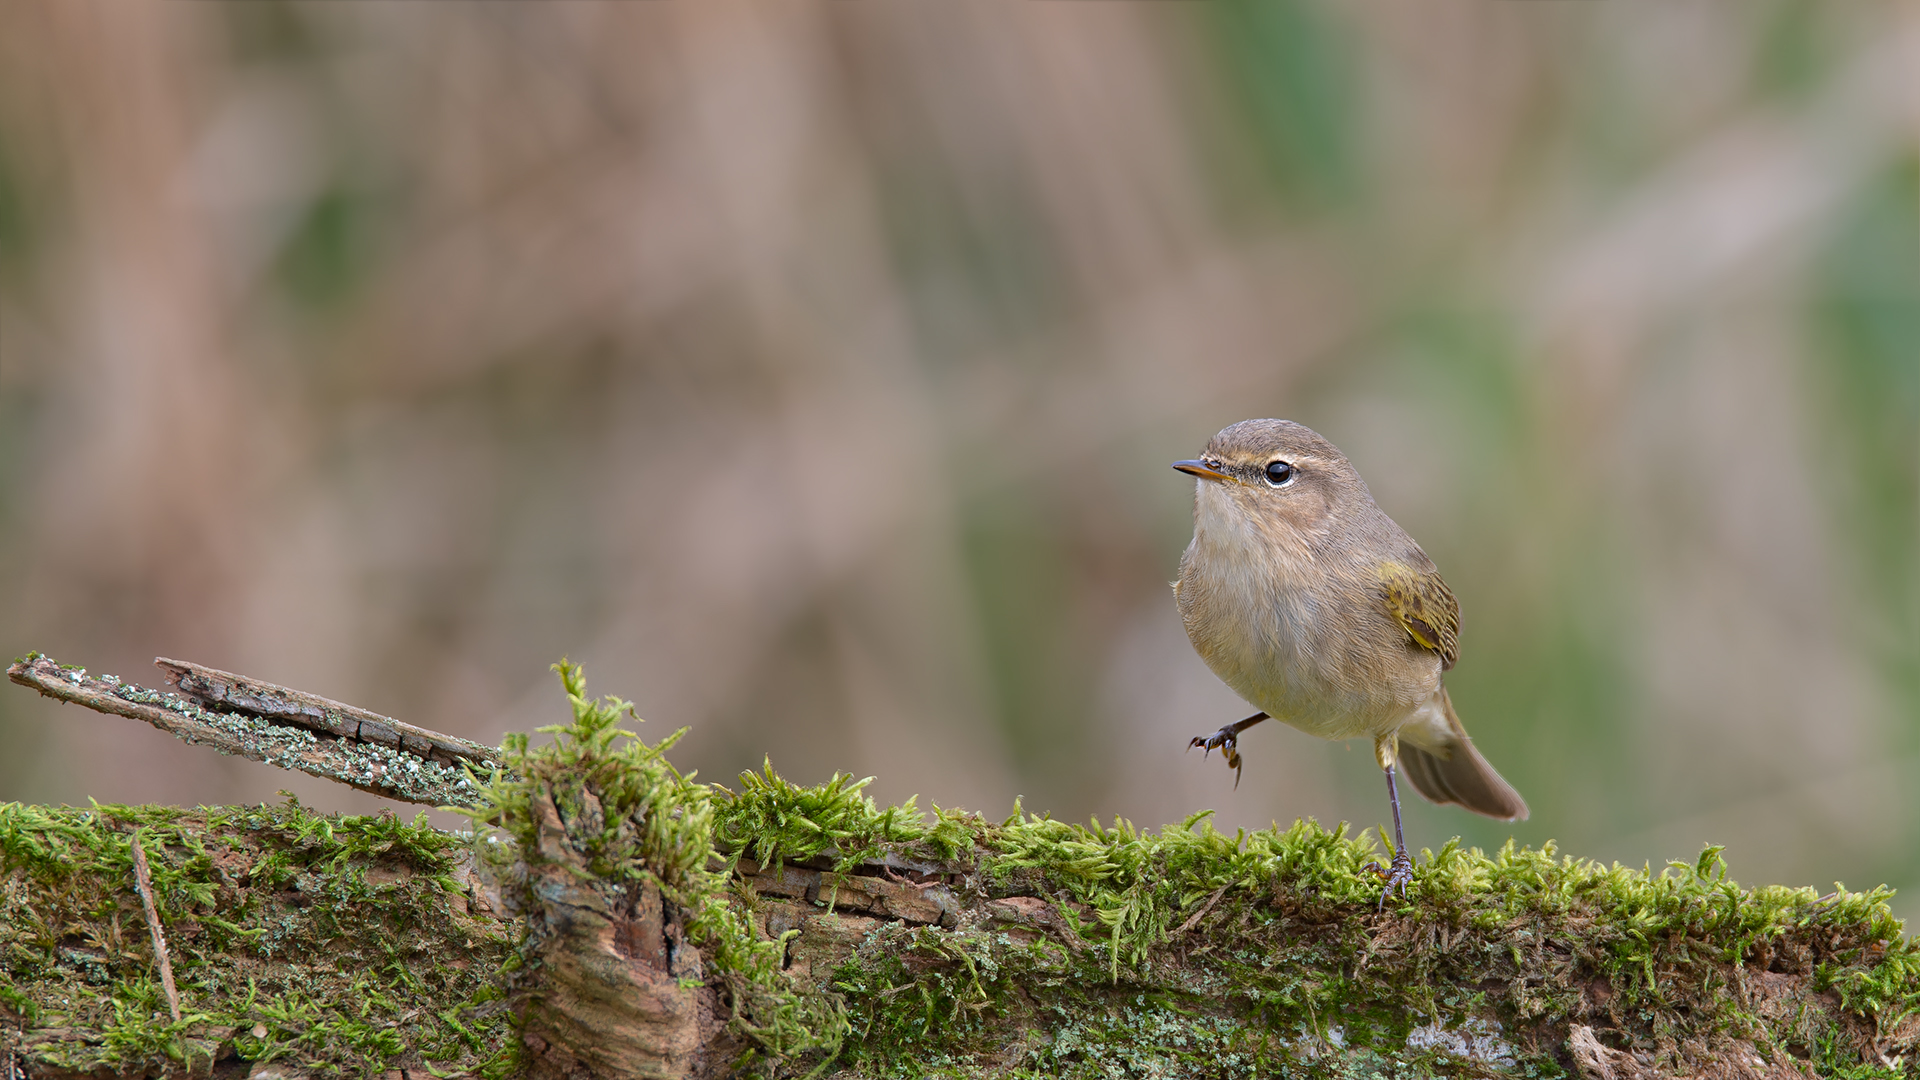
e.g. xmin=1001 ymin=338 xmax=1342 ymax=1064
xmin=1376 ymin=560 xmax=1460 ymax=670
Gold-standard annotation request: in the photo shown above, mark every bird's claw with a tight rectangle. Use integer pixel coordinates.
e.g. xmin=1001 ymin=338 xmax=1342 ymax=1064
xmin=1365 ymin=851 xmax=1415 ymax=911
xmin=1187 ymin=727 xmax=1245 ymax=788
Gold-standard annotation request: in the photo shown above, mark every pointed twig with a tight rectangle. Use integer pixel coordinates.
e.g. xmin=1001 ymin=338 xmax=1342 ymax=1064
xmin=129 ymin=830 xmax=181 ymax=1023
xmin=1175 ymin=884 xmax=1229 ymax=935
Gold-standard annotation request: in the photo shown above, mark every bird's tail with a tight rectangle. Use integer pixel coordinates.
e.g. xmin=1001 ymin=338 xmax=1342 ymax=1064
xmin=1397 ymin=687 xmax=1529 ymax=821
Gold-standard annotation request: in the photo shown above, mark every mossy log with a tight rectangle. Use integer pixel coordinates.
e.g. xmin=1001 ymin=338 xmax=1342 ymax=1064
xmin=5 ymin=656 xmax=1920 ymax=1080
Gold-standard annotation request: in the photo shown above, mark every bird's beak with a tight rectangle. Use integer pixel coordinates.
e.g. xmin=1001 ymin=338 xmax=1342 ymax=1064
xmin=1172 ymin=459 xmax=1232 ymax=483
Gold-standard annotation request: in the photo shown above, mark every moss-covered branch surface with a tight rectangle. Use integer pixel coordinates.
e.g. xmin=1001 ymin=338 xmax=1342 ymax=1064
xmin=713 ymin=769 xmax=1918 ymax=1079
xmin=6 ymin=661 xmax=1920 ymax=1079
xmin=0 ymin=801 xmax=516 ymax=1080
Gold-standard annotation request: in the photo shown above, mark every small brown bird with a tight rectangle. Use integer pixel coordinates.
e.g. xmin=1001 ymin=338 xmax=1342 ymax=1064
xmin=1172 ymin=419 xmax=1526 ymax=902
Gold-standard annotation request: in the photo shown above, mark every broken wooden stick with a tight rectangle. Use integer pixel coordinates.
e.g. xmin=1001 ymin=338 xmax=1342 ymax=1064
xmin=153 ymin=657 xmax=499 ymax=770
xmin=6 ymin=654 xmax=500 ymax=808
xmin=127 ymin=829 xmax=181 ymax=1023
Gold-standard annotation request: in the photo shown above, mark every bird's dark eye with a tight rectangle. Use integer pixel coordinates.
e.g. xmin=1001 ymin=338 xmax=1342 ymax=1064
xmin=1265 ymin=460 xmax=1294 ymax=486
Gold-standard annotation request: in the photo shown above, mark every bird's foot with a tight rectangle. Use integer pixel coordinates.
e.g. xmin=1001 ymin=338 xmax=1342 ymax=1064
xmin=1187 ymin=727 xmax=1245 ymax=787
xmin=1365 ymin=850 xmax=1415 ymax=911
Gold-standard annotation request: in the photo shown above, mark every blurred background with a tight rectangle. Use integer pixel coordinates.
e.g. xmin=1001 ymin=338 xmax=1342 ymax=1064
xmin=1 ymin=1 xmax=1917 ymax=916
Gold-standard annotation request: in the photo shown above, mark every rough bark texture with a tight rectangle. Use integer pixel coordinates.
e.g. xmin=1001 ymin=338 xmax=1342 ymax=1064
xmin=7 ymin=657 xmax=492 ymax=808
xmin=5 ymin=656 xmax=1919 ymax=1079
xmin=515 ymin=789 xmax=737 ymax=1080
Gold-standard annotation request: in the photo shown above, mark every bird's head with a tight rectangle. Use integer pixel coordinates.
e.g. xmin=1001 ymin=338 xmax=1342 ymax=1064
xmin=1172 ymin=419 xmax=1368 ymax=542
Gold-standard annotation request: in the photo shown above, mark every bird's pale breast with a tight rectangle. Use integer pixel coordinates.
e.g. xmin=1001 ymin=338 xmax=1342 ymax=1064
xmin=1176 ymin=486 xmax=1439 ymax=741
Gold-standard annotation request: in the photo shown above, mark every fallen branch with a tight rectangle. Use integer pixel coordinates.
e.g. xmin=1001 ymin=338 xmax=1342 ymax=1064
xmin=152 ymin=657 xmax=498 ymax=771
xmin=6 ymin=654 xmax=497 ymax=808
xmin=7 ymin=655 xmax=1918 ymax=1080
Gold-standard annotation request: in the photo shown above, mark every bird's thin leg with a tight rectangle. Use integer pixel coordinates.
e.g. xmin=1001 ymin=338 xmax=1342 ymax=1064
xmin=1188 ymin=712 xmax=1269 ymax=788
xmin=1366 ymin=733 xmax=1414 ymax=909
xmin=1377 ymin=765 xmax=1414 ymax=907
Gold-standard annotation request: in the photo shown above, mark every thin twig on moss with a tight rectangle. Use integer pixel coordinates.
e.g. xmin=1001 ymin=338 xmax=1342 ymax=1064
xmin=126 ymin=830 xmax=180 ymax=1023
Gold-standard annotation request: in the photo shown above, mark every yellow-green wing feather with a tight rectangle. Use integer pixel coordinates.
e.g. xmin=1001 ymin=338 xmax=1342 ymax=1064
xmin=1377 ymin=561 xmax=1460 ymax=670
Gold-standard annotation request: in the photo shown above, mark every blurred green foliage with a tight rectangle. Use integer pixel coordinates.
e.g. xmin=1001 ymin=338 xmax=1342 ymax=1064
xmin=0 ymin=136 xmax=32 ymax=271
xmin=222 ymin=0 xmax=321 ymax=66
xmin=1811 ymin=157 xmax=1920 ymax=745
xmin=961 ymin=488 xmax=1095 ymax=800
xmin=1207 ymin=0 xmax=1360 ymax=209
xmin=275 ymin=184 xmax=378 ymax=313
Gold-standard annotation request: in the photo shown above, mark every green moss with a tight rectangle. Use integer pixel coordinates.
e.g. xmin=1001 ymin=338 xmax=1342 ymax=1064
xmin=0 ymin=798 xmax=516 ymax=1078
xmin=713 ymin=765 xmax=979 ymax=875
xmin=707 ymin=767 xmax=1920 ymax=1077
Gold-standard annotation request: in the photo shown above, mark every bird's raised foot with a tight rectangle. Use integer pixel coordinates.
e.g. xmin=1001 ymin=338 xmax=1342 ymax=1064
xmin=1187 ymin=727 xmax=1245 ymax=788
xmin=1187 ymin=725 xmax=1240 ymax=759
xmin=1365 ymin=851 xmax=1416 ymax=911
